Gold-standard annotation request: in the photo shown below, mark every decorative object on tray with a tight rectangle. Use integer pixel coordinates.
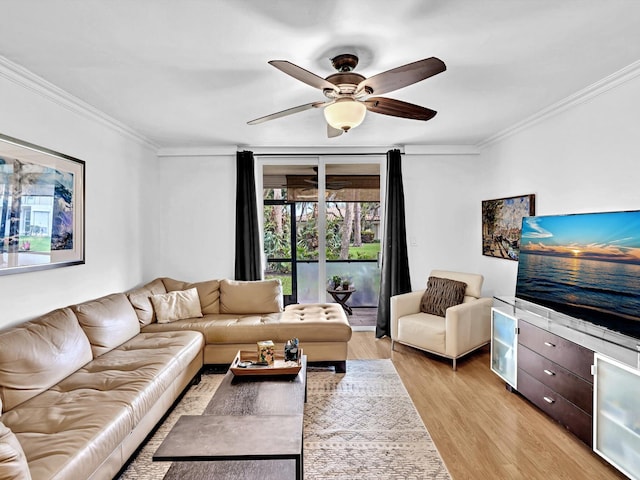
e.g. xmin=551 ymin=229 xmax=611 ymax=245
xmin=284 ymin=338 xmax=299 ymax=362
xmin=230 ymin=349 xmax=303 ymax=377
xmin=257 ymin=340 xmax=275 ymax=365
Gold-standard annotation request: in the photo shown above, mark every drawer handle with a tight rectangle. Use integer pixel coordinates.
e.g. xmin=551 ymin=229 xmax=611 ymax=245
xmin=544 ymin=341 xmax=556 ymax=348
xmin=543 ymin=369 xmax=556 ymax=376
xmin=543 ymin=396 xmax=555 ymax=404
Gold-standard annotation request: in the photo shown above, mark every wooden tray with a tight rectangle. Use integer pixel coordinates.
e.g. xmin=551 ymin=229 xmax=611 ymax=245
xmin=229 ymin=349 xmax=303 ymax=377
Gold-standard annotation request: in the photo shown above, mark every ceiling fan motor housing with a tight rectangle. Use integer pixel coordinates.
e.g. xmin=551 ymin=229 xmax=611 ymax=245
xmin=324 ymin=72 xmax=367 ymax=97
xmin=330 ymin=53 xmax=359 ymax=72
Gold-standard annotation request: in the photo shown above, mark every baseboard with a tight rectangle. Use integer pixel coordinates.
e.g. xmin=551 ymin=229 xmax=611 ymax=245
xmin=351 ymin=325 xmax=375 ymax=332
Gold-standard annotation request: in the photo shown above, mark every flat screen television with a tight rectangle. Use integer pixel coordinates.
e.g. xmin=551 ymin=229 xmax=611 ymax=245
xmin=515 ymin=209 xmax=640 ymax=341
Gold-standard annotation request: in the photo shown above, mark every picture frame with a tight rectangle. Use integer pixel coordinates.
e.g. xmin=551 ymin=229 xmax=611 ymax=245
xmin=0 ymin=133 xmax=85 ymax=275
xmin=482 ymin=193 xmax=535 ymax=261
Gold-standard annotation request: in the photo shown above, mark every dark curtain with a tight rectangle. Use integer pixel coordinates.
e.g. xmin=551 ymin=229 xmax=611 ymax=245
xmin=234 ymin=150 xmax=261 ymax=281
xmin=376 ymin=149 xmax=412 ymax=338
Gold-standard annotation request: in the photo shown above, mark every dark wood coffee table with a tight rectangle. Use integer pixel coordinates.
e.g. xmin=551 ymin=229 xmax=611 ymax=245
xmin=153 ymin=355 xmax=307 ymax=480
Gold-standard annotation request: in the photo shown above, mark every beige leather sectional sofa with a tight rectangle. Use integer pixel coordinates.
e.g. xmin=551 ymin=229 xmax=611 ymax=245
xmin=0 ymin=277 xmax=351 ymax=480
xmin=132 ymin=277 xmax=352 ymax=370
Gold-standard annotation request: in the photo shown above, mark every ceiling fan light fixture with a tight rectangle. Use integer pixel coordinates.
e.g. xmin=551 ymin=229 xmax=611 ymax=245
xmin=323 ymin=98 xmax=366 ymax=132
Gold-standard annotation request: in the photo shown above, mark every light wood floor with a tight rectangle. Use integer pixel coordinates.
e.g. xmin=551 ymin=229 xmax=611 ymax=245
xmin=347 ymin=331 xmax=627 ymax=480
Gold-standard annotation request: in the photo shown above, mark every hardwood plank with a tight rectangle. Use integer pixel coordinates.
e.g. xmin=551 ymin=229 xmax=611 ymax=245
xmin=347 ymin=331 xmax=626 ymax=479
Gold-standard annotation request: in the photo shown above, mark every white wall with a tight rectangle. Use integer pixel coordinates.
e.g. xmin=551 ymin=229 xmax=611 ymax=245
xmin=477 ymin=72 xmax=640 ymax=297
xmin=0 ymin=69 xmax=156 ymax=328
xmin=151 ymin=154 xmax=236 ymax=281
xmin=402 ymin=153 xmax=486 ymax=290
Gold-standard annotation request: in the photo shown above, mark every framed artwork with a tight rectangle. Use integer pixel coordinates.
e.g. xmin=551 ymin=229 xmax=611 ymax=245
xmin=482 ymin=194 xmax=535 ymax=261
xmin=0 ymin=134 xmax=85 ymax=275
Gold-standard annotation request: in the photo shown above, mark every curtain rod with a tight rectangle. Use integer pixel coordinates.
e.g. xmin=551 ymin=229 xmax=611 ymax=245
xmin=246 ymin=145 xmax=403 ymax=157
xmin=253 ymin=151 xmax=398 ymax=157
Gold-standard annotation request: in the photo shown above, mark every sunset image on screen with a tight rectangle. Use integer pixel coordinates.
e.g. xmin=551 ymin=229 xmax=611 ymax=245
xmin=516 ymin=210 xmax=640 ymax=338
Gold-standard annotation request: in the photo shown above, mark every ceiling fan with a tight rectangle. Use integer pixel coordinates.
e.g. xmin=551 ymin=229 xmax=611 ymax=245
xmin=247 ymin=53 xmax=446 ymax=137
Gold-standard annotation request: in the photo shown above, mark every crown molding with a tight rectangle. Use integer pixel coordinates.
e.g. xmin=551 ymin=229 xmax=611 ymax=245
xmin=157 ymin=146 xmax=238 ymax=157
xmin=478 ymin=59 xmax=640 ymax=149
xmin=156 ymin=144 xmax=481 ymax=157
xmin=403 ymin=144 xmax=480 ymax=155
xmin=159 ymin=145 xmax=400 ymax=157
xmin=0 ymin=55 xmax=158 ymax=151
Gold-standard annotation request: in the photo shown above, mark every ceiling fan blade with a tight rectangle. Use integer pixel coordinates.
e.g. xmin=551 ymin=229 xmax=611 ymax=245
xmin=358 ymin=57 xmax=446 ymax=96
xmin=327 ymin=123 xmax=343 ymax=138
xmin=269 ymin=60 xmax=339 ymax=93
xmin=247 ymin=101 xmax=328 ymax=125
xmin=364 ymin=97 xmax=437 ymax=121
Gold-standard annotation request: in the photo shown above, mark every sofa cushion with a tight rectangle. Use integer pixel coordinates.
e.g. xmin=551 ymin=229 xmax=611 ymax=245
xmin=420 ymin=276 xmax=467 ymax=317
xmin=127 ymin=278 xmax=167 ymax=326
xmin=143 ymin=304 xmax=352 ymax=345
xmin=0 ymin=421 xmax=31 ymax=480
xmin=220 ymin=279 xmax=283 ymax=314
xmin=72 ymin=293 xmax=140 ymax=357
xmin=0 ymin=307 xmax=92 ymax=412
xmin=398 ymin=312 xmax=446 ymax=352
xmin=150 ymin=288 xmax=203 ymax=323
xmin=162 ymin=278 xmax=221 ymax=314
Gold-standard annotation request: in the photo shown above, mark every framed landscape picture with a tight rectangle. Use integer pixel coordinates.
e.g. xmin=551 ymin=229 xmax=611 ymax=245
xmin=482 ymin=194 xmax=535 ymax=261
xmin=0 ymin=134 xmax=85 ymax=275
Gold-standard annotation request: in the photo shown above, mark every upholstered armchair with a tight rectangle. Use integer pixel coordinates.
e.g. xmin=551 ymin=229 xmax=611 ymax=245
xmin=390 ymin=270 xmax=492 ymax=370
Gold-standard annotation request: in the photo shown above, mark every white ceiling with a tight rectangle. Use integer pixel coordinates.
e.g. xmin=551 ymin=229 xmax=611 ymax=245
xmin=1 ymin=0 xmax=639 ymax=150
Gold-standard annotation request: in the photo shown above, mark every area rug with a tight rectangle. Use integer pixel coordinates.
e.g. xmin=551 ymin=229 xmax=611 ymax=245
xmin=117 ymin=360 xmax=451 ymax=479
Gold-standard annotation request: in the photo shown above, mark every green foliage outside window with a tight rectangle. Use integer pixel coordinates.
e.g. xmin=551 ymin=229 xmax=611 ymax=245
xmin=264 ymin=200 xmax=380 ymax=274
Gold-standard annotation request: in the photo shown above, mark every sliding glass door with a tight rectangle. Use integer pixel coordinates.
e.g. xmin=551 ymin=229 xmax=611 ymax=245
xmin=259 ymin=156 xmax=384 ymax=307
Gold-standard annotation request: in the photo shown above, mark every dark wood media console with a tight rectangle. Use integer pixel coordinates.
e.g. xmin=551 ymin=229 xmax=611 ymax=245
xmin=517 ymin=320 xmax=594 ymax=446
xmin=491 ymin=296 xmax=640 ymax=479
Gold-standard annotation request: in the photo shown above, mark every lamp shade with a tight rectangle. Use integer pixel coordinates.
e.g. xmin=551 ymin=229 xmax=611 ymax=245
xmin=323 ymin=98 xmax=366 ymax=132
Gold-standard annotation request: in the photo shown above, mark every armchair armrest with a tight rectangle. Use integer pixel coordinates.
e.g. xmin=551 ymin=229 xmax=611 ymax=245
xmin=444 ymin=297 xmax=493 ymax=356
xmin=390 ymin=290 xmax=424 ymax=340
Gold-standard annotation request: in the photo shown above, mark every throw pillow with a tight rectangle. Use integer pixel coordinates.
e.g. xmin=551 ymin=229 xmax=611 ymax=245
xmin=126 ymin=278 xmax=167 ymax=326
xmin=161 ymin=278 xmax=221 ymax=314
xmin=150 ymin=288 xmax=203 ymax=323
xmin=219 ymin=279 xmax=283 ymax=314
xmin=420 ymin=276 xmax=467 ymax=317
xmin=0 ymin=421 xmax=32 ymax=480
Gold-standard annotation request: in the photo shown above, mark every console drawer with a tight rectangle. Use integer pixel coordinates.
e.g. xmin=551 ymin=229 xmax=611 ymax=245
xmin=518 ymin=345 xmax=593 ymax=414
xmin=517 ymin=369 xmax=592 ymax=446
xmin=518 ymin=320 xmax=594 ymax=380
